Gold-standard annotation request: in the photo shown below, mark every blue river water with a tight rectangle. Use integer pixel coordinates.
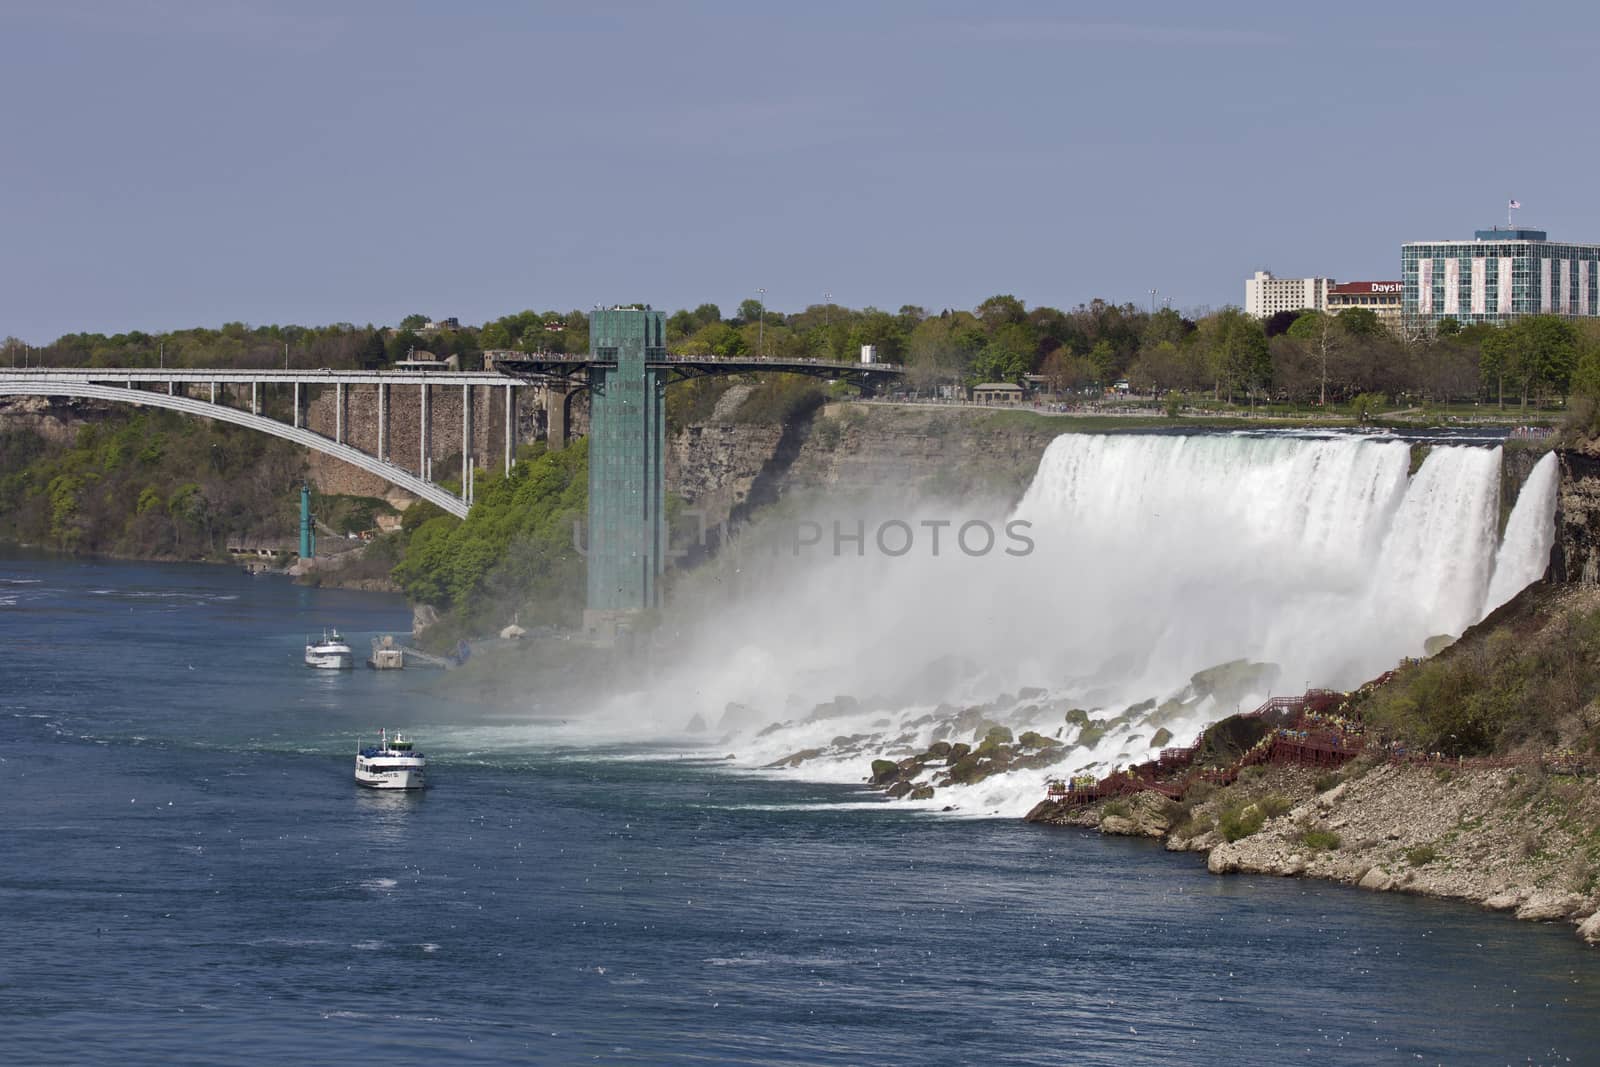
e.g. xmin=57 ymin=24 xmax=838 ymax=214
xmin=2 ymin=552 xmax=1598 ymax=1066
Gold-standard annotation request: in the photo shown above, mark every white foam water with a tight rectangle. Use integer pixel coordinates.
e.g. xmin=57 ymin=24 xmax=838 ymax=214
xmin=597 ymin=434 xmax=1559 ymax=816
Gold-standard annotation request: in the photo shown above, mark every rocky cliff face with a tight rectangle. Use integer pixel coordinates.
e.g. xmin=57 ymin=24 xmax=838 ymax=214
xmin=1553 ymin=450 xmax=1600 ymax=585
xmin=0 ymin=395 xmax=109 ymax=446
xmin=665 ymin=403 xmax=1062 ymax=534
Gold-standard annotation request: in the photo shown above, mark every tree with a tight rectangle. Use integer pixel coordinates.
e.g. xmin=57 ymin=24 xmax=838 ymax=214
xmin=681 ymin=322 xmax=747 ymax=357
xmin=1571 ymin=328 xmax=1600 ymax=400
xmin=478 ymin=322 xmax=512 ymax=350
xmin=1088 ymin=339 xmax=1119 ymax=384
xmin=1264 ymin=310 xmax=1302 ymax=338
xmin=906 ymin=314 xmax=981 ymax=385
xmin=1202 ymin=308 xmax=1270 ymax=404
xmin=975 ymin=294 xmax=1027 ymax=327
xmin=1336 ymin=307 xmax=1383 ymax=338
xmin=737 ymin=298 xmax=764 ymax=324
xmin=358 ymin=331 xmax=388 ymax=369
xmin=1350 ymin=392 xmax=1386 ymax=424
xmin=971 ymin=324 xmax=1035 ymax=384
xmin=1140 ymin=308 xmax=1192 ymax=348
xmin=1480 ymin=328 xmax=1510 ymax=408
xmin=386 ymin=328 xmax=423 ymax=363
xmin=399 ymin=313 xmax=429 ymax=331
xmin=1040 ymin=348 xmax=1098 ymax=394
xmin=1507 ymin=315 xmax=1578 ymax=408
xmin=848 ymin=309 xmax=908 ymax=364
xmin=1287 ymin=310 xmax=1342 ymax=407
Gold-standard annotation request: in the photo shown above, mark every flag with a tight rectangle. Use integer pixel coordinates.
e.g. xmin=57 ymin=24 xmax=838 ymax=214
xmin=1509 ymin=199 xmax=1521 ymax=209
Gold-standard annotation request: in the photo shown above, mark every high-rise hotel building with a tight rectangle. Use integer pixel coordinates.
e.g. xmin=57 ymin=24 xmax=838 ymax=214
xmin=1402 ymin=228 xmax=1600 ymax=328
xmin=1244 ymin=271 xmax=1332 ymax=318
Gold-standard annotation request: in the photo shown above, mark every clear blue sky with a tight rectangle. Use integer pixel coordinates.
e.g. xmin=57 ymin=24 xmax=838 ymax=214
xmin=4 ymin=0 xmax=1596 ymax=342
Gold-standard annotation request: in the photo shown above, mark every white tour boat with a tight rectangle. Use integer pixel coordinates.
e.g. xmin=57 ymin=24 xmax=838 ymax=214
xmin=354 ymin=729 xmax=427 ymax=790
xmin=304 ymin=628 xmax=355 ymax=670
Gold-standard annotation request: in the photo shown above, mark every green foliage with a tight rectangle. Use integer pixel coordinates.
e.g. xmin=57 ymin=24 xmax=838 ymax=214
xmin=314 ymin=493 xmax=397 ymax=536
xmin=1313 ymin=771 xmax=1345 ymax=793
xmin=1404 ymin=844 xmax=1438 ymax=867
xmin=1257 ymin=794 xmax=1293 ymax=818
xmin=1206 ymin=307 xmax=1271 ymax=401
xmin=665 ymin=376 xmax=737 ymax=432
xmin=1219 ymin=803 xmax=1266 ymax=842
xmin=733 ymin=375 xmax=825 ymax=424
xmin=1362 ymin=603 xmax=1600 ymax=755
xmin=391 ymin=440 xmax=589 ymax=632
xmin=1300 ymin=828 xmax=1341 ymax=851
xmin=1349 ymin=392 xmax=1387 ymax=423
xmin=0 ymin=411 xmax=302 ymax=558
xmin=1101 ymin=800 xmax=1131 ymax=818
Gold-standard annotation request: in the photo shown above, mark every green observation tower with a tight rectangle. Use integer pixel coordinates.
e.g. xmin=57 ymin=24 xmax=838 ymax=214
xmin=486 ymin=304 xmax=904 ymax=643
xmin=584 ymin=306 xmax=667 ymax=632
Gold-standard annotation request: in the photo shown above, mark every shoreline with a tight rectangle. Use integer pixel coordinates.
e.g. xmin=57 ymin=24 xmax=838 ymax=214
xmin=0 ymin=540 xmax=404 ymax=596
xmin=1029 ymin=760 xmax=1600 ymax=944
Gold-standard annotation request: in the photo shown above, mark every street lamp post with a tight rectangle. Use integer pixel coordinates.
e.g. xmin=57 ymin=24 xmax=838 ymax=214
xmin=757 ymin=288 xmax=766 ymax=356
xmin=1149 ymin=289 xmax=1157 ymax=315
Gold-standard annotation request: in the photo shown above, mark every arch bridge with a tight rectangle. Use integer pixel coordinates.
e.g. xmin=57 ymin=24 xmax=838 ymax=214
xmin=0 ymin=368 xmax=528 ymax=518
xmin=2 ymin=333 xmax=903 ymax=632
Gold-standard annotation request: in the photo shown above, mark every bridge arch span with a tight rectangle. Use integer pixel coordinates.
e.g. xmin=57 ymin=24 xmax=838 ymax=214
xmin=0 ymin=380 xmax=469 ymax=518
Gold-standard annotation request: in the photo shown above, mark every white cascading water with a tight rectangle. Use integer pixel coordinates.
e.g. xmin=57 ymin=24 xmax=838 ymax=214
xmin=564 ymin=433 xmax=1559 ymax=817
xmin=1485 ymin=451 xmax=1559 ymax=614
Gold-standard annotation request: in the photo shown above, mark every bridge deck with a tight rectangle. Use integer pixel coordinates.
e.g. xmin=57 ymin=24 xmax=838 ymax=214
xmin=0 ymin=368 xmax=522 ymax=387
xmin=492 ymin=354 xmax=903 ymax=378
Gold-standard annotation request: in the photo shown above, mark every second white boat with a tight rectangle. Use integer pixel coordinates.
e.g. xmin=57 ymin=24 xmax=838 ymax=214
xmin=305 ymin=628 xmax=354 ymax=670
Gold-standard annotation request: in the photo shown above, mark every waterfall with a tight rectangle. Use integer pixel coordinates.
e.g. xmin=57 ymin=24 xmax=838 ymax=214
xmin=594 ymin=432 xmax=1562 ymax=814
xmin=1006 ymin=434 xmax=1525 ymax=694
xmin=1484 ymin=451 xmax=1560 ymax=614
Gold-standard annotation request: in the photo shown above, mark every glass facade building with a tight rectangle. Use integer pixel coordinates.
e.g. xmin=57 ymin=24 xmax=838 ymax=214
xmin=1402 ymin=228 xmax=1600 ymax=329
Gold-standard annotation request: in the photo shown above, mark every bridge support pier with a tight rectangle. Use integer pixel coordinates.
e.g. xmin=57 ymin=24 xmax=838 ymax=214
xmin=209 ymin=382 xmax=216 ymax=404
xmin=378 ymin=382 xmax=388 ymax=462
xmin=293 ymin=381 xmax=302 ymax=428
xmin=335 ymin=382 xmax=345 ymax=444
xmin=461 ymin=383 xmax=472 ymax=494
xmin=546 ymin=383 xmax=570 ymax=449
xmin=251 ymin=381 xmax=259 ymax=415
xmin=504 ymin=383 xmax=515 ymax=475
xmin=419 ymin=383 xmax=431 ymax=481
